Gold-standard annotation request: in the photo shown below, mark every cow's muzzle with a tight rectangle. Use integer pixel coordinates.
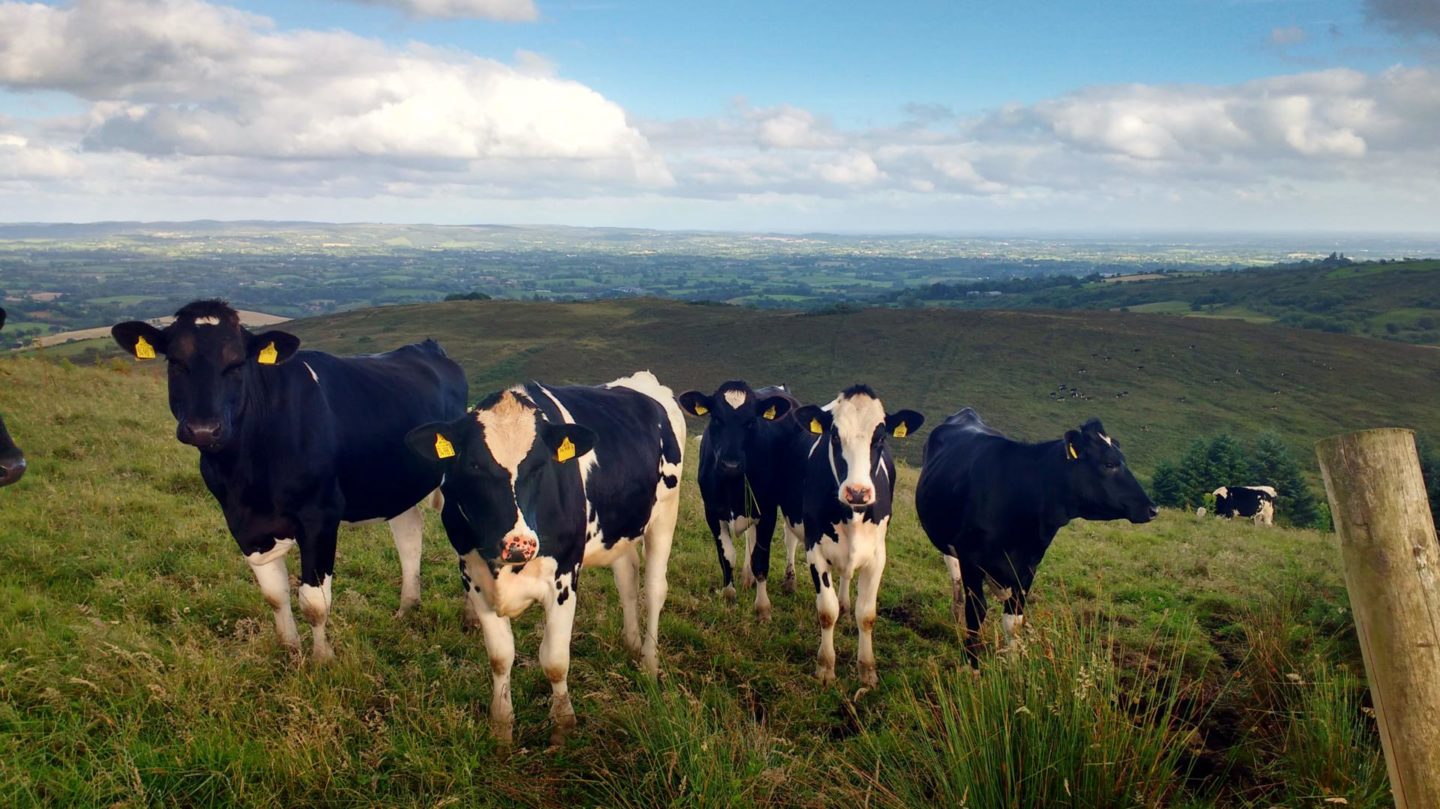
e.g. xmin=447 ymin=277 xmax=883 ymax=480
xmin=842 ymin=484 xmax=874 ymax=511
xmin=1130 ymin=503 xmax=1160 ymax=524
xmin=500 ymin=533 xmax=538 ymax=565
xmin=178 ymin=419 xmax=226 ymax=450
xmin=0 ymin=454 xmax=25 ymax=487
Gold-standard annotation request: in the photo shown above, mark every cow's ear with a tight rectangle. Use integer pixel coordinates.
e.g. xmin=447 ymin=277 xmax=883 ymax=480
xmin=794 ymin=405 xmax=832 ymax=436
xmin=541 ymin=423 xmax=597 ymax=464
xmin=247 ymin=330 xmax=301 ymax=366
xmin=112 ymin=321 xmax=167 ymax=360
xmin=1082 ymin=417 xmax=1107 ymax=436
xmin=1063 ymin=429 xmax=1083 ymax=460
xmin=406 ymin=420 xmax=464 ymax=466
xmin=885 ymin=409 xmax=925 ymax=439
xmin=755 ymin=395 xmax=793 ymax=421
xmin=677 ymin=391 xmax=715 ymax=418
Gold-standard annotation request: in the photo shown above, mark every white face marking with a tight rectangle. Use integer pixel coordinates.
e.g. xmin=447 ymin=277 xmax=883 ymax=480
xmin=302 ymin=361 xmax=319 ymax=383
xmin=831 ymin=392 xmax=887 ymax=502
xmin=1212 ymin=487 xmax=1229 ymax=498
xmin=193 ymin=316 xmax=221 ymax=326
xmin=723 ymin=389 xmax=748 ymax=410
xmin=476 ymin=391 xmax=542 ymax=549
xmin=1099 ymin=433 xmax=1113 ymax=446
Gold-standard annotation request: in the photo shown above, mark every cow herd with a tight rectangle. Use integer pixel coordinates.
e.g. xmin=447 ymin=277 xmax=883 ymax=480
xmin=0 ymin=300 xmax=1273 ymax=743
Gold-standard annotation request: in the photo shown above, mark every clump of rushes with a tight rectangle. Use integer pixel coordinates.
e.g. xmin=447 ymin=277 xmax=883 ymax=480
xmin=581 ymin=680 xmax=802 ymax=809
xmin=849 ymin=607 xmax=1199 ymax=808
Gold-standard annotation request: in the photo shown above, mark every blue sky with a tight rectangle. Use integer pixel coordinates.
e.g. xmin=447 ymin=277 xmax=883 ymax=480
xmin=0 ymin=0 xmax=1437 ymax=232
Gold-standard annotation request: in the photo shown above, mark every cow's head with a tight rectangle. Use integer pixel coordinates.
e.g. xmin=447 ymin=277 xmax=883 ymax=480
xmin=678 ymin=381 xmax=793 ymax=479
xmin=1063 ymin=418 xmax=1157 ymax=523
xmin=0 ymin=308 xmax=25 ymax=487
xmin=111 ymin=300 xmax=300 ymax=452
xmin=406 ymin=389 xmax=596 ymax=565
xmin=795 ymin=385 xmax=923 ymax=512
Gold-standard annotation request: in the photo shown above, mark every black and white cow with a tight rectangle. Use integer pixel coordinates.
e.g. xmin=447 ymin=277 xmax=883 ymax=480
xmin=1213 ymin=485 xmax=1277 ymax=525
xmin=915 ymin=409 xmax=1157 ymax=666
xmin=0 ymin=308 xmax=26 ymax=487
xmin=792 ymin=385 xmax=923 ymax=686
xmin=678 ymin=381 xmax=812 ymax=619
xmin=112 ymin=300 xmax=467 ymax=661
xmin=406 ymin=373 xmax=684 ymax=744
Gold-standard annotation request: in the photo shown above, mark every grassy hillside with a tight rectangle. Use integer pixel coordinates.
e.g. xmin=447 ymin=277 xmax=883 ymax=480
xmin=260 ymin=299 xmax=1440 ymax=479
xmin=0 ymin=357 xmax=1385 ymax=806
xmin=905 ymin=258 xmax=1440 ymax=345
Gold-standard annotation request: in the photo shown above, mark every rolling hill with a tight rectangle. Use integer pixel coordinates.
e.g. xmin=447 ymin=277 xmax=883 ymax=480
xmin=264 ymin=299 xmax=1440 ymax=478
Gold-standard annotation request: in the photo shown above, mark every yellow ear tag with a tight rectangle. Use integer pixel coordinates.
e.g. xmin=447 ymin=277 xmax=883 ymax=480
xmin=810 ymin=418 xmax=823 ymax=435
xmin=134 ymin=335 xmax=156 ymax=360
xmin=893 ymin=423 xmax=908 ymax=438
xmin=257 ymin=341 xmax=279 ymax=365
xmin=693 ymin=404 xmax=708 ymax=416
xmin=434 ymin=433 xmax=456 ymax=459
xmin=555 ymin=436 xmax=577 ymax=463
xmin=763 ymin=405 xmax=777 ymax=420
xmin=1066 ymin=443 xmax=1078 ymax=460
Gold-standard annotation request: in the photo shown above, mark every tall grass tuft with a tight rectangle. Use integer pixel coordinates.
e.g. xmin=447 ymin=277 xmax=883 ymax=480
xmin=1272 ymin=661 xmax=1390 ymax=808
xmin=849 ymin=609 xmax=1198 ymax=808
xmin=579 ymin=680 xmax=800 ymax=808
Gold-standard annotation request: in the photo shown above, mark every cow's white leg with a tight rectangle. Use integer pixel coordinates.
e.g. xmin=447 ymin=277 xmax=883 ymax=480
xmin=297 ymin=575 xmax=334 ymax=663
xmin=612 ymin=547 xmax=643 ymax=658
xmin=943 ymin=554 xmax=964 ymax=627
xmin=740 ymin=524 xmax=757 ymax=589
xmin=836 ymin=571 xmax=852 ymax=618
xmin=640 ymin=500 xmax=677 ymax=676
xmin=754 ymin=577 xmax=772 ymax=622
xmin=1001 ymin=613 xmax=1026 ymax=652
xmin=782 ymin=522 xmax=801 ymax=594
xmin=540 ymin=575 xmax=578 ymax=747
xmin=855 ymin=545 xmax=887 ymax=687
xmin=718 ymin=523 xmax=738 ymax=601
xmin=388 ymin=505 xmax=424 ymax=617
xmin=246 ymin=539 xmax=299 ymax=650
xmin=809 ymin=550 xmax=840 ymax=685
xmin=473 ymin=595 xmax=516 ymax=743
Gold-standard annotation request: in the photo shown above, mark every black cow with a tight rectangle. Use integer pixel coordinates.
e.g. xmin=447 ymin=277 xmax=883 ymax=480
xmin=0 ymin=308 xmax=26 ymax=487
xmin=1213 ymin=485 xmax=1276 ymax=525
xmin=112 ymin=301 xmax=467 ymax=662
xmin=406 ymin=373 xmax=684 ymax=744
xmin=792 ymin=385 xmax=923 ymax=686
xmin=678 ymin=381 xmax=811 ymax=619
xmin=915 ymin=408 xmax=1156 ymax=666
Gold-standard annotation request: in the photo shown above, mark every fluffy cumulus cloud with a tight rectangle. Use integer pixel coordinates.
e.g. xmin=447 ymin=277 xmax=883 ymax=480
xmin=1 ymin=0 xmax=1439 ymax=229
xmin=340 ymin=0 xmax=537 ymax=21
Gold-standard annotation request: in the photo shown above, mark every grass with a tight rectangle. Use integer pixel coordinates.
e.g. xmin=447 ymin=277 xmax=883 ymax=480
xmin=0 ymin=352 xmax=1392 ymax=806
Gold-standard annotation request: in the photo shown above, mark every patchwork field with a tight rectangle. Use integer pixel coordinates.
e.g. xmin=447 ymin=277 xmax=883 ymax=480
xmin=0 ymin=311 xmax=1405 ymax=805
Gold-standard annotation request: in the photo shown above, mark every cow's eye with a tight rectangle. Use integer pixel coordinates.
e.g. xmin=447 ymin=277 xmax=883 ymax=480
xmin=1104 ymin=462 xmax=1120 ymax=471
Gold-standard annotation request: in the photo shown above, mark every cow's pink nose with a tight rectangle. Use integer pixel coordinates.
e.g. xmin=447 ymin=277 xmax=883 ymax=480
xmin=501 ymin=533 xmax=538 ymax=564
xmin=843 ymin=485 xmax=873 ymax=506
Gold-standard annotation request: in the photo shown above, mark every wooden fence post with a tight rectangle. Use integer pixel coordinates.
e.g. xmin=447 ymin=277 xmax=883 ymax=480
xmin=1315 ymin=428 xmax=1440 ymax=809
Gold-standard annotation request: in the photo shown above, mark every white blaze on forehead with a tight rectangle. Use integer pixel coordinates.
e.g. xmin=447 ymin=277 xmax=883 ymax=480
xmin=1099 ymin=433 xmax=1113 ymax=446
xmin=476 ymin=391 xmax=539 ymax=475
xmin=192 ymin=316 xmax=222 ymax=326
xmin=831 ymin=392 xmax=886 ymax=491
xmin=722 ymin=389 xmax=748 ymax=409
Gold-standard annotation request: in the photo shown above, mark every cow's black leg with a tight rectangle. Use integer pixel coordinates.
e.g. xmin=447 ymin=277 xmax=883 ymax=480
xmin=706 ymin=511 xmax=735 ymax=600
xmin=1001 ymin=567 xmax=1036 ymax=653
xmin=751 ymin=508 xmax=778 ymax=620
xmin=959 ymin=561 xmax=988 ymax=668
xmin=297 ymin=517 xmax=341 ymax=663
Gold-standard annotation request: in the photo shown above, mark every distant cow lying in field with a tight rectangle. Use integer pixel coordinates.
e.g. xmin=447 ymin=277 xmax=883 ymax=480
xmin=678 ymin=381 xmax=811 ymax=619
xmin=112 ymin=300 xmax=468 ymax=662
xmin=1213 ymin=486 xmax=1276 ymax=526
xmin=407 ymin=374 xmax=684 ymax=744
xmin=0 ymin=308 xmax=26 ymax=487
xmin=915 ymin=409 xmax=1157 ymax=666
xmin=793 ymin=385 xmax=924 ymax=686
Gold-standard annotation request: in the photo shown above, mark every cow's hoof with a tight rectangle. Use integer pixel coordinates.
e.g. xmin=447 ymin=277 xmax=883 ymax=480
xmin=310 ymin=645 xmax=335 ymax=665
xmin=742 ymin=572 xmax=756 ymax=589
xmin=816 ymin=667 xmax=837 ymax=686
xmin=756 ymin=604 xmax=772 ymax=622
xmin=722 ymin=584 xmax=736 ymax=602
xmin=859 ymin=665 xmax=878 ymax=688
xmin=491 ymin=720 xmax=514 ymax=745
xmin=640 ymin=653 xmax=660 ymax=677
xmin=783 ymin=571 xmax=796 ymax=594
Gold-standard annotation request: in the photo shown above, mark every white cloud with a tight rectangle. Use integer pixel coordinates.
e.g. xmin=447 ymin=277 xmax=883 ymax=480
xmin=1269 ymin=25 xmax=1307 ymax=46
xmin=339 ymin=0 xmax=537 ymax=21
